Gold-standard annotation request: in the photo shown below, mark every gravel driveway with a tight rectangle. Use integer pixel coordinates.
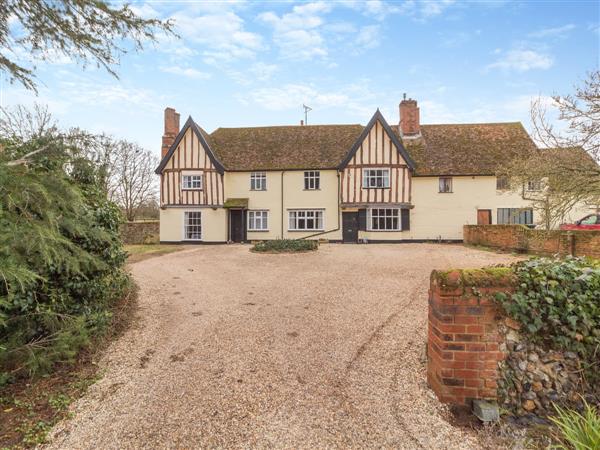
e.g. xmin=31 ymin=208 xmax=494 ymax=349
xmin=47 ymin=244 xmax=519 ymax=449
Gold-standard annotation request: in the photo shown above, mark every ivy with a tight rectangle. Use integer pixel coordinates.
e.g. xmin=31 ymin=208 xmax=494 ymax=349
xmin=495 ymin=257 xmax=600 ymax=381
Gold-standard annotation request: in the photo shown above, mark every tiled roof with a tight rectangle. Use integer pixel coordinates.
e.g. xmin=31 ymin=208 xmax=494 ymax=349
xmin=209 ymin=124 xmax=364 ymax=171
xmin=400 ymin=122 xmax=538 ymax=176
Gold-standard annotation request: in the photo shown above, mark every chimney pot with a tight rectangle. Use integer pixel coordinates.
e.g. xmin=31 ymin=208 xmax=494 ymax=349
xmin=399 ymin=97 xmax=420 ymax=137
xmin=162 ymin=107 xmax=180 ymax=157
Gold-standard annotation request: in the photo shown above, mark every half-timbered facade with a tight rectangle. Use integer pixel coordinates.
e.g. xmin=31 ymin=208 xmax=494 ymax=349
xmin=154 ymin=99 xmax=593 ymax=243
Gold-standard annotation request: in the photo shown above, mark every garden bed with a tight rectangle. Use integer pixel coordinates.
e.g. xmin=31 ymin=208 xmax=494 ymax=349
xmin=251 ymin=239 xmax=318 ymax=253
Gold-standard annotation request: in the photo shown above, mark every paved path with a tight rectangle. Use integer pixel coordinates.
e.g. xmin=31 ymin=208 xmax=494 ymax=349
xmin=47 ymin=244 xmax=518 ymax=449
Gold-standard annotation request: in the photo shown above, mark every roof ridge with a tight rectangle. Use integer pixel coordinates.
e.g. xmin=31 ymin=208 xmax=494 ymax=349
xmin=422 ymin=121 xmax=523 ymax=127
xmin=211 ymin=124 xmax=363 ymax=133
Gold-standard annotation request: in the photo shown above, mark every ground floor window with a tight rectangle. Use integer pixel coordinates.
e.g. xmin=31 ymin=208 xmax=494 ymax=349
xmin=184 ymin=211 xmax=202 ymax=240
xmin=497 ymin=208 xmax=533 ymax=225
xmin=368 ymin=208 xmax=401 ymax=230
xmin=248 ymin=210 xmax=268 ymax=231
xmin=288 ymin=209 xmax=324 ymax=231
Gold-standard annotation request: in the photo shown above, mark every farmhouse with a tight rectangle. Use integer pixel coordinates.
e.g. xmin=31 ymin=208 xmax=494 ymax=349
xmin=155 ymin=98 xmax=588 ymax=243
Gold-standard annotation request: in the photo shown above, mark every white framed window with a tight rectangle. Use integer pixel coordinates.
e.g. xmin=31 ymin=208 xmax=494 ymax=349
xmin=363 ymin=169 xmax=390 ymax=188
xmin=248 ymin=210 xmax=269 ymax=231
xmin=526 ymin=180 xmax=542 ymax=192
xmin=439 ymin=177 xmax=453 ymax=193
xmin=184 ymin=211 xmax=202 ymax=240
xmin=304 ymin=171 xmax=320 ymax=190
xmin=288 ymin=209 xmax=324 ymax=231
xmin=368 ymin=208 xmax=401 ymax=231
xmin=250 ymin=172 xmax=267 ymax=191
xmin=497 ymin=208 xmax=533 ymax=225
xmin=182 ymin=174 xmax=202 ymax=190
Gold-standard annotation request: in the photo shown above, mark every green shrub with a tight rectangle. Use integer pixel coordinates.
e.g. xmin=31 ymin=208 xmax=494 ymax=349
xmin=495 ymin=257 xmax=600 ymax=382
xmin=0 ymin=136 xmax=130 ymax=381
xmin=252 ymin=239 xmax=318 ymax=253
xmin=550 ymin=399 xmax=600 ymax=450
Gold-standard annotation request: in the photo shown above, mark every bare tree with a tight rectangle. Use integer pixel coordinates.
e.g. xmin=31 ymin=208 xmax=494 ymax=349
xmin=504 ymin=70 xmax=600 ymax=228
xmin=0 ymin=103 xmax=58 ymax=141
xmin=110 ymin=141 xmax=159 ymax=222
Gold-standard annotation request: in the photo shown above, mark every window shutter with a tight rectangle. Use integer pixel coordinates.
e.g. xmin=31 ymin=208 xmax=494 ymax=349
xmin=358 ymin=209 xmax=367 ymax=231
xmin=401 ymin=209 xmax=410 ymax=231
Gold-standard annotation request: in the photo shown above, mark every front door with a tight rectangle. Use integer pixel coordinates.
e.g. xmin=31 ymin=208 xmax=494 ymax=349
xmin=477 ymin=209 xmax=492 ymax=225
xmin=229 ymin=209 xmax=245 ymax=242
xmin=342 ymin=212 xmax=359 ymax=243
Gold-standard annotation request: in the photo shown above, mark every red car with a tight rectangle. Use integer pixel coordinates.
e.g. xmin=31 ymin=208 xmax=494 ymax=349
xmin=560 ymin=214 xmax=600 ymax=230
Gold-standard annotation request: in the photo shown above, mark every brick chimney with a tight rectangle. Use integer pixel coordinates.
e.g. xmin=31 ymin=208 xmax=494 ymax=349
xmin=161 ymin=107 xmax=180 ymax=157
xmin=399 ymin=95 xmax=420 ymax=138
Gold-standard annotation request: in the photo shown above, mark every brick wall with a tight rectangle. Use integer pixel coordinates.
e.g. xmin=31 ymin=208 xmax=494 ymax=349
xmin=427 ymin=268 xmax=515 ymax=406
xmin=463 ymin=225 xmax=600 ymax=259
xmin=120 ymin=221 xmax=159 ymax=245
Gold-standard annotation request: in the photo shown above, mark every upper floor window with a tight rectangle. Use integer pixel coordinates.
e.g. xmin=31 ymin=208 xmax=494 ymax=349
xmin=248 ymin=210 xmax=269 ymax=231
xmin=363 ymin=169 xmax=390 ymax=188
xmin=439 ymin=177 xmax=453 ymax=193
xmin=496 ymin=176 xmax=510 ymax=190
xmin=182 ymin=174 xmax=202 ymax=190
xmin=368 ymin=208 xmax=401 ymax=231
xmin=526 ymin=180 xmax=542 ymax=192
xmin=250 ymin=172 xmax=266 ymax=191
xmin=304 ymin=171 xmax=320 ymax=190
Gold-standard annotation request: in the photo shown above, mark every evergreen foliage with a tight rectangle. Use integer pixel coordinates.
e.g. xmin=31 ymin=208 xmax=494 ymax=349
xmin=0 ymin=133 xmax=129 ymax=382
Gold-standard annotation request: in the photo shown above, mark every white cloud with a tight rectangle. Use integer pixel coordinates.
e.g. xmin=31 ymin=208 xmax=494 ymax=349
xmin=528 ymin=24 xmax=575 ymax=39
xmin=486 ymin=48 xmax=554 ymax=73
xmin=258 ymin=2 xmax=333 ymax=60
xmin=238 ymin=82 xmax=377 ymax=118
xmin=355 ymin=25 xmax=381 ymax=50
xmin=159 ymin=66 xmax=211 ymax=80
xmin=249 ymin=62 xmax=278 ymax=81
xmin=170 ymin=9 xmax=263 ymax=63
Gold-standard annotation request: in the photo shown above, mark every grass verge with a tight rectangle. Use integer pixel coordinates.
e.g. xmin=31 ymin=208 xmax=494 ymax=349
xmin=0 ymin=285 xmax=138 ymax=448
xmin=125 ymin=244 xmax=188 ymax=264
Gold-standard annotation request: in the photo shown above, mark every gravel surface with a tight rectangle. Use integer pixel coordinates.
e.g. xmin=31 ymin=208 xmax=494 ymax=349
xmin=46 ymin=244 xmax=520 ymax=449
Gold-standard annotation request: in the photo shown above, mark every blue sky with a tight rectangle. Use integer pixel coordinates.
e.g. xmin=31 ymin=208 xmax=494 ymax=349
xmin=1 ymin=0 xmax=598 ymax=157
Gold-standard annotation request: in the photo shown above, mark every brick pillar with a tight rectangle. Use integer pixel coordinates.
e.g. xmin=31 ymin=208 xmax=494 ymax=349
xmin=427 ymin=269 xmax=513 ymax=406
xmin=162 ymin=107 xmax=180 ymax=157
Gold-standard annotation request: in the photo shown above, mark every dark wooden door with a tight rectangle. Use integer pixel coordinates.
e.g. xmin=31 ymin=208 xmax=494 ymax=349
xmin=477 ymin=209 xmax=492 ymax=225
xmin=342 ymin=212 xmax=359 ymax=243
xmin=229 ymin=210 xmax=245 ymax=242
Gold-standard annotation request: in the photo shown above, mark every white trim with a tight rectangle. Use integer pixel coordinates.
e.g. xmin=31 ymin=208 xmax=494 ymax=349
xmin=247 ymin=210 xmax=269 ymax=231
xmin=303 ymin=170 xmax=320 ymax=190
xmin=181 ymin=173 xmax=203 ymax=190
xmin=366 ymin=207 xmax=402 ymax=231
xmin=183 ymin=210 xmax=202 ymax=241
xmin=362 ymin=168 xmax=390 ymax=189
xmin=287 ymin=209 xmax=325 ymax=231
xmin=250 ymin=172 xmax=267 ymax=191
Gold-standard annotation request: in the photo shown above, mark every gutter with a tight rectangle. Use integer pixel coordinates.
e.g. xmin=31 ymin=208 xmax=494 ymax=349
xmin=299 ymin=171 xmax=341 ymax=240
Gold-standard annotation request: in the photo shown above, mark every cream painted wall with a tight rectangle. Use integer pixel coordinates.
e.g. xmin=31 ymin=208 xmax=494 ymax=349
xmin=224 ymin=170 xmax=342 ymax=240
xmin=159 ymin=207 xmax=227 ymax=242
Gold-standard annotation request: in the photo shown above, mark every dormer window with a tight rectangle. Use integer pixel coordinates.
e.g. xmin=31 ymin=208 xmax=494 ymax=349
xmin=526 ymin=180 xmax=542 ymax=192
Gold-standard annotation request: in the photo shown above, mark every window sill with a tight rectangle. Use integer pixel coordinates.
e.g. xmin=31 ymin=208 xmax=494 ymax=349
xmin=248 ymin=229 xmax=269 ymax=232
xmin=182 ymin=188 xmax=203 ymax=191
xmin=250 ymin=189 xmax=267 ymax=192
xmin=303 ymin=189 xmax=321 ymax=191
xmin=438 ymin=191 xmax=453 ymax=194
xmin=288 ymin=229 xmax=324 ymax=232
xmin=366 ymin=229 xmax=403 ymax=232
xmin=362 ymin=187 xmax=391 ymax=190
xmin=183 ymin=239 xmax=202 ymax=241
